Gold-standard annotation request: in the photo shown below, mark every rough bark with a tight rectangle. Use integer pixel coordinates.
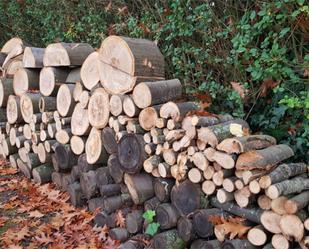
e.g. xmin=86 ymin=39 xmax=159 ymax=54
xmin=107 ymin=154 xmax=124 ymax=184
xmin=0 ymin=78 xmax=14 ymax=107
xmin=160 ymin=101 xmax=199 ymax=122
xmin=151 ymin=229 xmax=186 ymax=249
xmin=32 ymin=163 xmax=54 ymax=184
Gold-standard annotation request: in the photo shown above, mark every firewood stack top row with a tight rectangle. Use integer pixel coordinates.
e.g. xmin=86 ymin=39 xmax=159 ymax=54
xmin=0 ymin=36 xmax=308 ymax=249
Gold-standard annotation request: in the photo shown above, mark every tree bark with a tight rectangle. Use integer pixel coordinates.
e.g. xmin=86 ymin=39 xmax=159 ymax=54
xmin=109 ymin=228 xmax=129 ymax=242
xmin=0 ymin=78 xmax=14 ymax=107
xmin=156 ymin=203 xmax=179 ymax=229
xmin=154 ymin=178 xmax=175 ymax=202
xmin=23 ymin=47 xmax=45 ymax=68
xmin=32 ymin=163 xmax=54 ymax=184
xmin=99 ymin=184 xmax=122 ymax=197
xmin=126 ymin=210 xmax=143 ymax=234
xmin=107 ymin=154 xmax=124 ymax=184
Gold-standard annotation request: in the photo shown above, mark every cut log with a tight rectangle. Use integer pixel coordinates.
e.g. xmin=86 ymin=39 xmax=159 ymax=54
xmin=56 ymin=84 xmax=75 ymax=117
xmin=3 ymin=55 xmax=23 ymax=77
xmin=160 ymin=101 xmax=199 ymax=122
xmin=249 ymin=180 xmax=261 ymax=194
xmin=113 ymin=119 xmax=125 ymax=133
xmin=44 ymin=42 xmax=94 ymax=66
xmin=271 ymin=196 xmax=288 ymax=215
xmin=216 ymin=188 xmax=234 ymax=203
xmin=144 ymin=196 xmax=161 ymax=210
xmin=70 ymin=135 xmax=86 ymax=155
xmin=158 ymin=162 xmax=172 ymax=178
xmin=188 ymin=168 xmax=203 ymax=183
xmin=2 ymin=138 xmax=18 ymax=156
xmin=103 ymin=194 xmax=132 ymax=214
xmin=67 ymin=182 xmax=86 ymax=207
xmin=222 ymin=239 xmax=256 ymax=249
xmin=280 ymin=214 xmax=304 ymax=241
xmin=212 ymin=151 xmax=235 ymax=169
xmin=88 ymin=87 xmax=110 ymax=129
xmin=109 ymin=228 xmax=129 ymax=242
xmin=284 ymin=191 xmax=309 ymax=214
xmin=132 ymin=79 xmax=182 ymax=109
xmin=234 ymin=187 xmax=253 ymax=208
xmin=123 ymin=95 xmax=140 ymax=117
xmin=109 ymin=94 xmax=125 ymax=116
xmin=247 ymin=226 xmax=267 ymax=246
xmin=15 ymin=135 xmax=26 ymax=148
xmin=154 ymin=178 xmax=174 ymax=202
xmin=198 ymin=119 xmax=249 ymax=148
xmin=155 ymin=118 xmax=167 ymax=128
xmin=0 ymin=78 xmax=14 ymax=107
xmin=17 ymin=158 xmax=31 ymax=178
xmin=9 ymin=154 xmax=19 ymax=168
xmin=217 ymin=135 xmax=276 ymax=154
xmin=47 ymin=123 xmax=56 ymax=138
xmin=80 ymin=170 xmax=99 ymax=199
xmin=156 ymin=203 xmax=179 ymax=229
xmin=88 ymin=197 xmax=104 ymax=212
xmin=203 ymin=166 xmax=215 ymax=180
xmin=100 ymin=184 xmax=121 ymax=197
xmin=151 ymin=229 xmax=185 ymax=249
xmin=98 ymin=36 xmax=165 ymax=95
xmin=266 ymin=175 xmax=309 ymax=199
xmin=79 ymin=90 xmax=89 ymax=108
xmin=13 ymin=68 xmax=40 ymax=96
xmin=144 ymin=155 xmax=161 ymax=173
xmin=257 ymin=195 xmax=272 ymax=210
xmin=71 ymin=103 xmax=90 ymax=135
xmin=85 ymin=127 xmax=108 ymax=164
xmin=124 ymin=173 xmax=154 ymax=204
xmin=126 ymin=210 xmax=143 ymax=234
xmin=222 ymin=177 xmax=236 ymax=192
xmin=139 ymin=105 xmax=162 ymax=131
xmin=20 ymin=93 xmax=41 ymax=123
xmin=177 ymin=217 xmax=196 ymax=242
xmin=55 ymin=128 xmax=72 ymax=144
xmin=73 ymin=81 xmax=84 ymax=102
xmin=192 ymin=152 xmax=209 ymax=171
xmin=39 ymin=67 xmax=69 ymax=96
xmin=38 ymin=96 xmax=56 ymax=112
xmin=23 ymin=47 xmax=44 ymax=68
xmin=80 ymin=51 xmax=100 ymax=90
xmin=236 ymin=144 xmax=294 ymax=171
xmin=260 ymin=211 xmax=282 ymax=234
xmin=7 ymin=95 xmax=23 ymax=124
xmin=54 ymin=144 xmax=78 ymax=172
xmin=32 ymin=163 xmax=54 ymax=184
xmin=259 ymin=162 xmax=307 ymax=189
xmin=271 ymin=234 xmax=289 ymax=249
xmin=171 ymin=180 xmax=202 ymax=215
xmin=190 ymin=240 xmax=221 ymax=249
xmin=144 ymin=143 xmax=156 ymax=155
xmin=1 ymin=37 xmax=24 ymax=54
xmin=2 ymin=38 xmax=25 ymax=68
xmin=107 ymin=154 xmax=124 ymax=184
xmin=117 ymin=134 xmax=146 ymax=174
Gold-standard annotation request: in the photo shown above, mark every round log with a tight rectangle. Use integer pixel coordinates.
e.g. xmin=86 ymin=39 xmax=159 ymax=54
xmin=39 ymin=96 xmax=56 ymax=112
xmin=160 ymin=101 xmax=199 ymax=122
xmin=39 ymin=67 xmax=69 ymax=96
xmin=222 ymin=239 xmax=256 ymax=249
xmin=71 ymin=103 xmax=90 ymax=136
xmin=13 ymin=68 xmax=40 ymax=96
xmin=56 ymin=84 xmax=75 ymax=117
xmin=85 ymin=127 xmax=108 ymax=164
xmin=101 ymin=127 xmax=117 ymax=154
xmin=70 ymin=135 xmax=86 ymax=155
xmin=7 ymin=95 xmax=23 ymax=124
xmin=23 ymin=47 xmax=45 ymax=68
xmin=279 ymin=214 xmax=304 ymax=242
xmin=138 ymin=105 xmax=161 ymax=131
xmin=126 ymin=210 xmax=143 ymax=234
xmin=123 ymin=95 xmax=140 ymax=117
xmin=271 ymin=234 xmax=289 ymax=249
xmin=20 ymin=93 xmax=41 ymax=123
xmin=156 ymin=203 xmax=179 ymax=230
xmin=109 ymin=95 xmax=125 ymax=116
xmin=32 ymin=163 xmax=54 ymax=184
xmin=80 ymin=51 xmax=100 ymax=90
xmin=107 ymin=154 xmax=124 ymax=184
xmin=151 ymin=229 xmax=185 ymax=249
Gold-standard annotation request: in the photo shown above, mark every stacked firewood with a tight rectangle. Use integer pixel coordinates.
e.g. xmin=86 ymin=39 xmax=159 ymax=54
xmin=1 ymin=36 xmax=308 ymax=249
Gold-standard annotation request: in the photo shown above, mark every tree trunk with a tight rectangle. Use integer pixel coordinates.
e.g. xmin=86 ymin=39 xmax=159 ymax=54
xmin=217 ymin=135 xmax=276 ymax=154
xmin=71 ymin=103 xmax=90 ymax=136
xmin=151 ymin=229 xmax=186 ymax=249
xmin=236 ymin=144 xmax=294 ymax=171
xmin=101 ymin=127 xmax=117 ymax=154
xmin=80 ymin=51 xmax=100 ymax=90
xmin=124 ymin=173 xmax=154 ymax=204
xmin=23 ymin=47 xmax=45 ymax=68
xmin=132 ymin=79 xmax=182 ymax=109
xmin=107 ymin=154 xmax=124 ymax=184
xmin=98 ymin=36 xmax=165 ymax=95
xmin=160 ymin=102 xmax=199 ymax=122
xmin=44 ymin=42 xmax=94 ymax=66
xmin=126 ymin=210 xmax=143 ymax=234
xmin=32 ymin=163 xmax=54 ymax=184
xmin=39 ymin=67 xmax=69 ymax=96
xmin=56 ymin=84 xmax=75 ymax=117
xmin=156 ymin=203 xmax=179 ymax=229
xmin=259 ymin=162 xmax=307 ymax=189
xmin=139 ymin=105 xmax=162 ymax=131
xmin=0 ymin=78 xmax=14 ymax=107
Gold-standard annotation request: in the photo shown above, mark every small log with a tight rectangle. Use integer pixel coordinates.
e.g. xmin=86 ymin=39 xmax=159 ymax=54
xmin=138 ymin=105 xmax=162 ymax=131
xmin=260 ymin=211 xmax=282 ymax=234
xmin=247 ymin=225 xmax=267 ymax=246
xmin=188 ymin=168 xmax=203 ymax=183
xmin=271 ymin=234 xmax=289 ymax=249
xmin=212 ymin=151 xmax=236 ymax=169
xmin=9 ymin=154 xmax=19 ymax=168
xmin=0 ymin=78 xmax=14 ymax=107
xmin=126 ymin=210 xmax=143 ymax=234
xmin=177 ymin=217 xmax=196 ymax=242
xmin=190 ymin=240 xmax=221 ymax=249
xmin=154 ymin=178 xmax=174 ymax=202
xmin=271 ymin=196 xmax=288 ymax=215
xmin=192 ymin=152 xmax=209 ymax=171
xmin=266 ymin=175 xmax=309 ymax=199
xmin=158 ymin=162 xmax=172 ymax=178
xmin=54 ymin=143 xmax=78 ymax=172
xmin=38 ymin=96 xmax=56 ymax=112
xmin=100 ymin=184 xmax=121 ymax=197
xmin=203 ymin=166 xmax=215 ymax=180
xmin=123 ymin=95 xmax=140 ymax=117
xmin=32 ymin=163 xmax=54 ymax=184
xmin=160 ymin=101 xmax=199 ymax=122
xmin=56 ymin=84 xmax=75 ymax=117
xmin=107 ymin=154 xmax=124 ymax=184
xmin=18 ymin=147 xmax=29 ymax=163
xmin=144 ymin=143 xmax=156 ymax=155
xmin=70 ymin=135 xmax=86 ymax=155
xmin=280 ymin=214 xmax=304 ymax=241
xmin=80 ymin=170 xmax=99 ymax=199
xmin=71 ymin=103 xmax=90 ymax=136
xmin=167 ymin=119 xmax=181 ymax=130
xmin=156 ymin=203 xmax=179 ymax=229
xmin=23 ymin=47 xmax=45 ymax=68
xmin=259 ymin=162 xmax=307 ymax=189
xmin=85 ymin=127 xmax=108 ymax=164
xmin=2 ymin=138 xmax=18 ymax=156
xmin=7 ymin=95 xmax=23 ymax=124
xmin=216 ymin=188 xmax=234 ymax=203
xmin=55 ymin=128 xmax=72 ymax=144
xmin=124 ymin=173 xmax=154 ymax=204
xmin=198 ymin=119 xmax=249 ymax=148
xmin=171 ymin=180 xmax=202 ymax=215
xmin=79 ymin=90 xmax=89 ymax=108
xmin=155 ymin=118 xmax=167 ymax=128
xmin=39 ymin=67 xmax=69 ymax=96
xmin=43 ymin=42 xmax=94 ymax=66
xmin=20 ymin=93 xmax=41 ymax=123
xmin=144 ymin=197 xmax=161 ymax=211
xmin=109 ymin=228 xmax=129 ymax=242
xmin=113 ymin=119 xmax=126 ymax=133
xmin=103 ymin=194 xmax=132 ymax=214
xmin=236 ymin=144 xmax=294 ymax=171
xmin=284 ymin=191 xmax=309 ymax=214
xmin=13 ymin=68 xmax=40 ymax=96
xmin=151 ymin=229 xmax=185 ymax=249
xmin=88 ymin=197 xmax=104 ymax=212
xmin=144 ymin=155 xmax=161 ymax=173
xmin=257 ymin=195 xmax=272 ymax=210
xmin=42 ymin=111 xmax=54 ymax=123
xmin=234 ymin=186 xmax=253 ymax=208
xmin=80 ymin=51 xmax=100 ymax=90
xmin=191 ymin=114 xmax=233 ymax=127
xmin=67 ymin=182 xmax=86 ymax=207
xmin=47 ymin=123 xmax=56 ymax=138
xmin=182 ymin=116 xmax=196 ymax=139
xmin=132 ymin=79 xmax=182 ymax=109
xmin=17 ymin=158 xmax=31 ymax=178
xmin=222 ymin=176 xmax=237 ymax=192
xmin=109 ymin=94 xmax=125 ymax=116
xmin=37 ymin=143 xmax=52 ymax=163
xmin=222 ymin=239 xmax=257 ymax=249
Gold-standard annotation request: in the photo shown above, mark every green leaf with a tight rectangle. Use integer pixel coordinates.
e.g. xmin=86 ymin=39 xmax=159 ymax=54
xmin=143 ymin=210 xmax=156 ymax=222
xmin=297 ymin=0 xmax=305 ymax=6
xmin=279 ymin=27 xmax=290 ymax=38
xmin=145 ymin=222 xmax=160 ymax=236
xmin=250 ymin=11 xmax=256 ymax=20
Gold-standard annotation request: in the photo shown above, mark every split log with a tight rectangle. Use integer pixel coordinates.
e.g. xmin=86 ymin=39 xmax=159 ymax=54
xmin=123 ymin=95 xmax=140 ymax=117
xmin=221 ymin=239 xmax=256 ymax=249
xmin=139 ymin=105 xmax=162 ymax=131
xmin=271 ymin=234 xmax=289 ymax=249
xmin=236 ymin=144 xmax=294 ymax=171
xmin=32 ymin=163 xmax=54 ymax=184
xmin=259 ymin=162 xmax=307 ymax=189
xmin=85 ymin=127 xmax=108 ymax=164
xmin=124 ymin=173 xmax=154 ymax=204
xmin=171 ymin=180 xmax=202 ymax=215
xmin=98 ymin=36 xmax=165 ymax=95
xmin=56 ymin=84 xmax=75 ymax=117
xmin=23 ymin=47 xmax=45 ymax=68
xmin=0 ymin=78 xmax=14 ymax=107
xmin=70 ymin=135 xmax=86 ymax=155
xmin=39 ymin=67 xmax=69 ymax=96
xmin=192 ymin=152 xmax=209 ymax=171
xmin=156 ymin=203 xmax=179 ymax=229
xmin=39 ymin=96 xmax=56 ymax=112
xmin=151 ymin=229 xmax=185 ymax=249
xmin=44 ymin=42 xmax=94 ymax=66
xmin=197 ymin=119 xmax=249 ymax=148
xmin=266 ymin=175 xmax=309 ymax=199
xmin=126 ymin=210 xmax=143 ymax=234
xmin=117 ymin=134 xmax=146 ymax=174
xmin=2 ymin=38 xmax=25 ymax=68
xmin=71 ymin=103 xmax=90 ymax=135
xmin=160 ymin=101 xmax=199 ymax=122
xmin=154 ymin=178 xmax=175 ymax=202
xmin=80 ymin=51 xmax=100 ymax=90
xmin=20 ymin=93 xmax=41 ymax=123
xmin=67 ymin=182 xmax=86 ymax=207
xmin=217 ymin=135 xmax=276 ymax=154
xmin=280 ymin=214 xmax=304 ymax=241
xmin=284 ymin=191 xmax=309 ymax=214
xmin=1 ymin=37 xmax=24 ymax=54
xmin=7 ymin=95 xmax=23 ymax=124
xmin=190 ymin=240 xmax=221 ymax=249
xmin=3 ymin=55 xmax=23 ymax=77
xmin=88 ymin=87 xmax=110 ymax=128
xmin=247 ymin=225 xmax=267 ymax=246
xmin=107 ymin=154 xmax=124 ymax=184
xmin=109 ymin=94 xmax=125 ymax=116
xmin=13 ymin=68 xmax=40 ymax=96
xmin=132 ymin=79 xmax=182 ymax=108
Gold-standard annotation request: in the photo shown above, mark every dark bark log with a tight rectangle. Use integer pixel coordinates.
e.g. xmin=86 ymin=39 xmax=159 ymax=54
xmin=151 ymin=229 xmax=186 ymax=249
xmin=222 ymin=239 xmax=257 ymax=249
xmin=103 ymin=194 xmax=133 ymax=214
xmin=61 ymin=173 xmax=74 ymax=191
xmin=101 ymin=127 xmax=117 ymax=154
xmin=154 ymin=178 xmax=175 ymax=202
xmin=88 ymin=197 xmax=105 ymax=212
xmin=51 ymin=172 xmax=63 ymax=189
xmin=80 ymin=170 xmax=99 ymax=199
xmin=107 ymin=154 xmax=124 ymax=184
xmin=17 ymin=158 xmax=32 ymax=178
xmin=67 ymin=182 xmax=86 ymax=207
xmin=54 ymin=143 xmax=78 ymax=172
xmin=99 ymin=184 xmax=121 ymax=197
xmin=190 ymin=240 xmax=221 ymax=249
xmin=177 ymin=216 xmax=196 ymax=242
xmin=32 ymin=163 xmax=54 ymax=184
xmin=119 ymin=240 xmax=145 ymax=249
xmin=109 ymin=228 xmax=129 ymax=242
xmin=95 ymin=167 xmax=113 ymax=186
xmin=156 ymin=203 xmax=179 ymax=229
xmin=126 ymin=210 xmax=143 ymax=234
xmin=144 ymin=197 xmax=161 ymax=211
xmin=94 ymin=208 xmax=131 ymax=228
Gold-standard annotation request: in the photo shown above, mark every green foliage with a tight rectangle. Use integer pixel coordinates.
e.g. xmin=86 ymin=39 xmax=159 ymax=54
xmin=0 ymin=0 xmax=308 ymax=162
xmin=143 ymin=210 xmax=160 ymax=236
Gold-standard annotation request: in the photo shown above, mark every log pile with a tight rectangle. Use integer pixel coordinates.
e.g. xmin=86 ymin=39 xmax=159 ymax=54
xmin=1 ymin=36 xmax=308 ymax=249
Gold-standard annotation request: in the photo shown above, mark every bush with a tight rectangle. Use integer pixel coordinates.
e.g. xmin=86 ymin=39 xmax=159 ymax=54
xmin=0 ymin=0 xmax=308 ymax=162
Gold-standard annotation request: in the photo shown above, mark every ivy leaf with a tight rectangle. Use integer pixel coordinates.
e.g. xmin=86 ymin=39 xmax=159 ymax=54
xmin=145 ymin=222 xmax=160 ymax=236
xmin=279 ymin=27 xmax=290 ymax=38
xmin=143 ymin=210 xmax=156 ymax=223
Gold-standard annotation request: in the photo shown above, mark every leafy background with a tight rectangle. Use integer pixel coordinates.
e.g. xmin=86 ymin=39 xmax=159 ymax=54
xmin=0 ymin=0 xmax=308 ymax=162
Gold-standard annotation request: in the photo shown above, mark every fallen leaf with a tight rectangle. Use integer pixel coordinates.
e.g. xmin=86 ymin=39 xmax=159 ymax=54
xmin=230 ymin=81 xmax=247 ymax=99
xmin=34 ymin=232 xmax=53 ymax=245
xmin=28 ymin=210 xmax=45 ymax=218
xmin=115 ymin=210 xmax=126 ymax=228
xmin=0 ymin=217 xmax=8 ymax=227
xmin=260 ymin=78 xmax=279 ymax=97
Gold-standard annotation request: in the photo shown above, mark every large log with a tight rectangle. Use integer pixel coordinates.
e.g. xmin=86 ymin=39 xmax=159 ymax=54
xmin=236 ymin=144 xmax=294 ymax=171
xmin=85 ymin=127 xmax=108 ymax=164
xmin=65 ymin=68 xmax=81 ymax=83
xmin=32 ymin=163 xmax=54 ymax=184
xmin=259 ymin=162 xmax=307 ymax=189
xmin=43 ymin=42 xmax=94 ymax=66
xmin=98 ymin=36 xmax=165 ymax=95
xmin=160 ymin=101 xmax=199 ymax=122
xmin=39 ymin=67 xmax=69 ymax=96
xmin=7 ymin=95 xmax=23 ymax=124
xmin=124 ymin=173 xmax=154 ymax=204
xmin=13 ymin=68 xmax=40 ymax=96
xmin=71 ymin=103 xmax=90 ymax=136
xmin=151 ymin=229 xmax=185 ymax=249
xmin=138 ymin=105 xmax=162 ymax=131
xmin=80 ymin=51 xmax=99 ymax=90
xmin=177 ymin=217 xmax=196 ymax=242
xmin=117 ymin=134 xmax=146 ymax=174
xmin=23 ymin=47 xmax=45 ymax=68
xmin=56 ymin=84 xmax=75 ymax=117
xmin=0 ymin=78 xmax=14 ymax=107
xmin=132 ymin=79 xmax=182 ymax=109
xmin=87 ymin=87 xmax=110 ymax=129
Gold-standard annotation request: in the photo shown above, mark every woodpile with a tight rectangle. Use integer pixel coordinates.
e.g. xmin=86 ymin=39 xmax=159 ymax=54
xmin=1 ymin=36 xmax=308 ymax=249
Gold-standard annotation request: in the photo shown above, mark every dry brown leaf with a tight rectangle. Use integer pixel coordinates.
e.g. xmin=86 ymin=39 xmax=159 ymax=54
xmin=115 ymin=210 xmax=126 ymax=228
xmin=230 ymin=81 xmax=247 ymax=99
xmin=34 ymin=232 xmax=53 ymax=245
xmin=260 ymin=78 xmax=279 ymax=97
xmin=105 ymin=1 xmax=112 ymax=11
xmin=28 ymin=210 xmax=45 ymax=218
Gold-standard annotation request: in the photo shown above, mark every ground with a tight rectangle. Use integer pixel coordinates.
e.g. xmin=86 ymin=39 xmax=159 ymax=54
xmin=0 ymin=158 xmax=120 ymax=249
